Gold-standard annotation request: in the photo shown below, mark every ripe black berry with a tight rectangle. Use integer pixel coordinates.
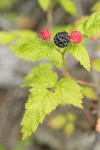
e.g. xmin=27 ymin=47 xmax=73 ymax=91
xmin=54 ymin=31 xmax=70 ymax=48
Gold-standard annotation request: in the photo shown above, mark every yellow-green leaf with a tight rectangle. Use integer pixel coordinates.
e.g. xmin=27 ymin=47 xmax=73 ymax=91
xmin=22 ymin=63 xmax=58 ymax=88
xmin=66 ymin=44 xmax=90 ymax=71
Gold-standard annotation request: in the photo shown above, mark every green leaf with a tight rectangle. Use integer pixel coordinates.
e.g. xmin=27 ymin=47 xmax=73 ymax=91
xmin=58 ymin=0 xmax=76 ymax=15
xmin=66 ymin=43 xmax=90 ymax=71
xmin=12 ymin=39 xmax=52 ymax=61
xmin=77 ymin=11 xmax=100 ymax=37
xmin=23 ymin=63 xmax=58 ymax=88
xmin=21 ymin=88 xmax=60 ymax=139
xmin=38 ymin=0 xmax=51 ymax=11
xmin=92 ymin=59 xmax=100 ymax=72
xmin=55 ymin=78 xmax=83 ymax=108
xmin=48 ymin=47 xmax=63 ymax=68
xmin=91 ymin=1 xmax=100 ymax=12
xmin=12 ymin=38 xmax=63 ymax=68
xmin=81 ymin=86 xmax=97 ymax=100
xmin=21 ymin=77 xmax=83 ymax=139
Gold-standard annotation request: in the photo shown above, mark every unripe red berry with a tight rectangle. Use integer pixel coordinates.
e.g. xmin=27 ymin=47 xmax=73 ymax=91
xmin=70 ymin=31 xmax=83 ymax=44
xmin=40 ymin=29 xmax=51 ymax=40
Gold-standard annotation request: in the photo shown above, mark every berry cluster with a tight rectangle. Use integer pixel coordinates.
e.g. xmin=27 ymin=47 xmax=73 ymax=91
xmin=40 ymin=29 xmax=51 ymax=40
xmin=70 ymin=31 xmax=83 ymax=44
xmin=40 ymin=29 xmax=83 ymax=48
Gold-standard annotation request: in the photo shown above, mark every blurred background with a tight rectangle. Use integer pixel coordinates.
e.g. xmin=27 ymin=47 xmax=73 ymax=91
xmin=0 ymin=0 xmax=100 ymax=150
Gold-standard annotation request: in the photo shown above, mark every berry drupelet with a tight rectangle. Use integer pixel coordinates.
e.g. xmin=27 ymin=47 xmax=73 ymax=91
xmin=54 ymin=31 xmax=70 ymax=48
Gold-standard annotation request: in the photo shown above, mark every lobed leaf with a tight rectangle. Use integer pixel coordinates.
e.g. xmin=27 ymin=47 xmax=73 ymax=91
xmin=23 ymin=63 xmax=58 ymax=88
xmin=77 ymin=11 xmax=100 ymax=37
xmin=55 ymin=77 xmax=83 ymax=108
xmin=66 ymin=43 xmax=90 ymax=71
xmin=21 ymin=77 xmax=83 ymax=139
xmin=21 ymin=88 xmax=60 ymax=139
xmin=12 ymin=38 xmax=63 ymax=68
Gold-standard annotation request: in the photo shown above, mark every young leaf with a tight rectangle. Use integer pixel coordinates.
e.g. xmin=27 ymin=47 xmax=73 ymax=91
xmin=92 ymin=59 xmax=100 ymax=72
xmin=55 ymin=77 xmax=83 ymax=108
xmin=58 ymin=0 xmax=76 ymax=16
xmin=12 ymin=38 xmax=63 ymax=68
xmin=38 ymin=0 xmax=51 ymax=11
xmin=23 ymin=63 xmax=58 ymax=88
xmin=12 ymin=39 xmax=52 ymax=61
xmin=77 ymin=11 xmax=100 ymax=37
xmin=21 ymin=88 xmax=60 ymax=139
xmin=66 ymin=43 xmax=90 ymax=71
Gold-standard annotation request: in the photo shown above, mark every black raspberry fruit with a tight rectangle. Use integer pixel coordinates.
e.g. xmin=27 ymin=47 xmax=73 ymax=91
xmin=54 ymin=31 xmax=70 ymax=48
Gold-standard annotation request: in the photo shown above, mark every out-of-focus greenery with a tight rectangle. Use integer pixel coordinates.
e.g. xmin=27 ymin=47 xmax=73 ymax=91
xmin=38 ymin=0 xmax=77 ymax=16
xmin=0 ymin=0 xmax=13 ymax=10
xmin=0 ymin=144 xmax=5 ymax=150
xmin=82 ymin=86 xmax=97 ymax=101
xmin=91 ymin=0 xmax=100 ymax=12
xmin=92 ymin=59 xmax=100 ymax=72
xmin=0 ymin=30 xmax=37 ymax=45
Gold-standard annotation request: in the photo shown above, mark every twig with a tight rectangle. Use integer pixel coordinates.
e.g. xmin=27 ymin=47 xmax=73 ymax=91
xmin=82 ymin=102 xmax=95 ymax=127
xmin=47 ymin=0 xmax=53 ymax=31
xmin=60 ymin=68 xmax=100 ymax=88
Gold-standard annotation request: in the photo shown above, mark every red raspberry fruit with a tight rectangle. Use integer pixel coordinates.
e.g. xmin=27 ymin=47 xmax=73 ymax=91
xmin=70 ymin=31 xmax=83 ymax=44
xmin=40 ymin=29 xmax=51 ymax=40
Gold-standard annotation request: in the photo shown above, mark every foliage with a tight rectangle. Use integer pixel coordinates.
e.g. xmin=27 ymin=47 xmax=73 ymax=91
xmin=92 ymin=59 xmax=100 ymax=72
xmin=77 ymin=11 xmax=100 ymax=37
xmin=47 ymin=112 xmax=76 ymax=136
xmin=58 ymin=0 xmax=76 ymax=16
xmin=66 ymin=43 xmax=90 ymax=71
xmin=38 ymin=0 xmax=76 ymax=15
xmin=81 ymin=86 xmax=97 ymax=100
xmin=0 ymin=11 xmax=100 ymax=140
xmin=21 ymin=66 xmax=83 ymax=139
xmin=91 ymin=1 xmax=100 ymax=12
xmin=0 ymin=30 xmax=37 ymax=45
xmin=38 ymin=0 xmax=51 ymax=11
xmin=0 ymin=0 xmax=13 ymax=10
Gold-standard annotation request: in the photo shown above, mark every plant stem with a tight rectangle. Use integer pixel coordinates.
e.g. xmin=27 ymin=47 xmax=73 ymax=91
xmin=60 ymin=68 xmax=100 ymax=88
xmin=82 ymin=102 xmax=95 ymax=127
xmin=47 ymin=0 xmax=53 ymax=31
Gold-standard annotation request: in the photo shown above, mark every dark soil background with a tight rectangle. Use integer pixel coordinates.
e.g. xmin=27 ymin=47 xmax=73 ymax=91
xmin=0 ymin=0 xmax=100 ymax=150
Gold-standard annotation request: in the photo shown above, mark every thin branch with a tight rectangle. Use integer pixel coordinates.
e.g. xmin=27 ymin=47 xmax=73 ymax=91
xmin=82 ymin=102 xmax=95 ymax=127
xmin=60 ymin=68 xmax=100 ymax=88
xmin=47 ymin=0 xmax=53 ymax=31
